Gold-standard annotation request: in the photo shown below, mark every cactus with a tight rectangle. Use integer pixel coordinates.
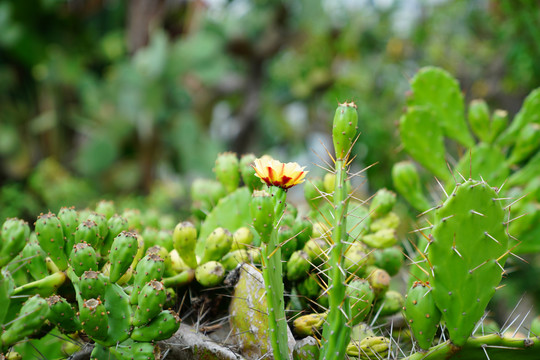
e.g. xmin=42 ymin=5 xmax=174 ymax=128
xmin=69 ymin=242 xmax=98 ymax=277
xmin=403 ymin=281 xmax=441 ymax=350
xmin=58 ymin=207 xmax=79 ymax=256
xmin=172 ymin=221 xmax=198 ymax=269
xmin=47 ymin=295 xmax=81 ymax=334
xmin=199 ymin=227 xmax=232 ymax=264
xmin=130 ymin=310 xmax=181 ymax=342
xmin=214 ymin=152 xmax=240 ymax=193
xmin=130 ymin=253 xmax=165 ymax=304
xmin=79 ymin=298 xmax=109 ymax=342
xmin=133 ymin=280 xmax=166 ymax=326
xmin=21 ymin=240 xmax=49 ymax=281
xmin=194 ymin=261 xmax=226 ymax=287
xmin=108 ymin=231 xmax=139 ymax=283
xmin=0 ymin=218 xmax=29 ymax=267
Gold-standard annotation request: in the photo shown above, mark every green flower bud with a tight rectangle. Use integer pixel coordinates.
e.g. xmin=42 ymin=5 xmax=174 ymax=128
xmin=333 ymin=101 xmax=358 ymax=159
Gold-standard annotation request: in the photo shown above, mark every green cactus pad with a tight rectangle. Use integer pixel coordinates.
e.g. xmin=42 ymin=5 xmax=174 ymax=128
xmin=498 ymin=87 xmax=540 ymax=145
xmin=399 ymin=106 xmax=448 ymax=180
xmin=21 ymin=240 xmax=49 ymax=281
xmin=131 ymin=310 xmax=181 ymax=342
xmin=109 ymin=231 xmax=139 ymax=283
xmin=69 ymin=242 xmax=99 ymax=277
xmin=407 ymin=66 xmax=474 ymax=147
xmin=130 ymin=253 xmax=165 ymax=304
xmin=47 ymin=295 xmax=81 ymax=333
xmin=102 ymin=283 xmax=132 ymax=345
xmin=468 ymin=99 xmax=491 ymax=143
xmin=428 ymin=179 xmax=508 ymax=346
xmin=58 ymin=207 xmax=79 ymax=256
xmin=79 ymin=298 xmax=109 ymax=342
xmin=133 ymin=280 xmax=166 ymax=327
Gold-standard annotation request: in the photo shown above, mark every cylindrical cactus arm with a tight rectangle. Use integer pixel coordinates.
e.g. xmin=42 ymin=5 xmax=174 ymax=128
xmin=320 ymin=102 xmax=357 ymax=360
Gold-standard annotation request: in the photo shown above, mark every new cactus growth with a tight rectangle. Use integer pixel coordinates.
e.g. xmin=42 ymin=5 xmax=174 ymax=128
xmin=172 ymin=221 xmax=198 ymax=269
xmin=130 ymin=309 xmax=181 ymax=342
xmin=403 ymin=281 xmax=441 ymax=350
xmin=79 ymin=298 xmax=109 ymax=342
xmin=35 ymin=213 xmax=69 ymax=271
xmin=69 ymin=242 xmax=98 ymax=277
xmin=133 ymin=280 xmax=166 ymax=326
xmin=108 ymin=231 xmax=139 ymax=283
xmin=47 ymin=295 xmax=81 ymax=333
xmin=194 ymin=260 xmax=226 ymax=287
xmin=199 ymin=227 xmax=232 ymax=264
xmin=215 ymin=152 xmax=240 ymax=193
xmin=130 ymin=253 xmax=165 ymax=304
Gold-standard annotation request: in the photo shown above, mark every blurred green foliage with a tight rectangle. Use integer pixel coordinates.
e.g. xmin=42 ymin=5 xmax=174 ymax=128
xmin=1 ymin=0 xmax=539 ymax=220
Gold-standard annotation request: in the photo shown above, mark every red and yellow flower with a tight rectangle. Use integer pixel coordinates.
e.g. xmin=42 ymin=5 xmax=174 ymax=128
xmin=252 ymin=156 xmax=307 ymax=190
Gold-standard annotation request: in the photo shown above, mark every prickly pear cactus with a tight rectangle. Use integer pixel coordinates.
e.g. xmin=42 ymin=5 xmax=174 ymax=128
xmin=428 ymin=179 xmax=508 ymax=346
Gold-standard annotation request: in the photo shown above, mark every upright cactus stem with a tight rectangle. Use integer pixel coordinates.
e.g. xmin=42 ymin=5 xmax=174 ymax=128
xmin=251 ymin=157 xmax=307 ymax=360
xmin=320 ymin=102 xmax=358 ymax=360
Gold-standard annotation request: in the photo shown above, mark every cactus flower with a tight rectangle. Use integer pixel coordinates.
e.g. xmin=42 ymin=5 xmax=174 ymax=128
xmin=252 ymin=156 xmax=307 ymax=190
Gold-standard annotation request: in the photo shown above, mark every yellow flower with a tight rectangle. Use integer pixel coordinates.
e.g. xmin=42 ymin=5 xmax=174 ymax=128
xmin=252 ymin=156 xmax=307 ymax=190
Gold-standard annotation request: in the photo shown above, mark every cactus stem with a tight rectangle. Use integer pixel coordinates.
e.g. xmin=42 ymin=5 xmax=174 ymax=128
xmin=410 ymin=225 xmax=434 ymax=233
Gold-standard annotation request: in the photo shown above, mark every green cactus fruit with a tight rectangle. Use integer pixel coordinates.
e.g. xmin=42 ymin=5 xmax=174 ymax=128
xmin=102 ymin=214 xmax=129 ymax=254
xmin=71 ymin=220 xmax=100 ymax=254
xmin=374 ymin=290 xmax=404 ymax=317
xmin=169 ymin=249 xmax=189 ymax=273
xmin=85 ymin=212 xmax=109 ymax=245
xmin=133 ymin=280 xmax=166 ymax=327
xmin=399 ymin=107 xmax=449 ymax=180
xmin=303 ymin=238 xmax=329 ymax=265
xmin=195 ymin=261 xmax=226 ymax=287
xmin=293 ymin=312 xmax=327 ymax=336
xmin=344 ymin=242 xmax=373 ymax=277
xmin=367 ymin=268 xmax=390 ymax=297
xmin=304 ymin=177 xmax=324 ymax=210
xmin=293 ymin=217 xmax=313 ymax=250
xmin=347 ymin=278 xmax=375 ymax=326
xmin=121 ymin=208 xmax=144 ymax=232
xmin=231 ymin=227 xmax=254 ymax=251
xmin=215 ymin=152 xmax=240 ymax=193
xmin=240 ymin=153 xmax=262 ymax=191
xmin=403 ymin=281 xmax=441 ymax=350
xmin=250 ymin=190 xmax=275 ymax=241
xmin=507 ymin=122 xmax=540 ymax=165
xmin=293 ymin=336 xmax=320 ymax=360
xmin=323 ymin=173 xmax=336 ymax=195
xmin=0 ymin=295 xmax=49 ymax=350
xmin=78 ymin=271 xmax=108 ymax=300
xmin=34 ymin=213 xmax=69 ymax=271
xmin=369 ymin=189 xmax=396 ymax=219
xmin=156 ymin=229 xmax=174 ymax=251
xmin=146 ymin=245 xmax=172 ymax=274
xmin=370 ymin=212 xmax=400 ymax=232
xmin=131 ymin=310 xmax=181 ymax=342
xmin=108 ymin=231 xmax=139 ymax=283
xmin=200 ymin=227 xmax=232 ymax=264
xmin=46 ymin=295 xmax=81 ymax=333
xmin=21 ymin=240 xmax=49 ymax=281
xmin=373 ymin=247 xmax=403 ymax=276
xmin=347 ymin=336 xmax=390 ymax=359
xmin=58 ymin=207 xmax=79 ymax=255
xmin=79 ymin=298 xmax=109 ymax=342
xmin=222 ymin=249 xmax=250 ymax=271
xmin=69 ymin=242 xmax=99 ymax=277
xmin=296 ymin=275 xmax=321 ymax=299
xmin=468 ymin=99 xmax=491 ymax=142
xmin=497 ymin=87 xmax=540 ymax=145
xmin=130 ymin=253 xmax=165 ymax=304
xmin=287 ymin=250 xmax=311 ymax=281
xmin=95 ymin=200 xmax=115 ymax=219
xmin=362 ymin=229 xmax=397 ymax=248
xmin=333 ymin=101 xmax=358 ymax=159
xmin=428 ymin=179 xmax=508 ymax=346
xmin=278 ymin=225 xmax=297 ymax=261
xmin=172 ymin=221 xmax=198 ymax=269
xmin=489 ymin=109 xmax=508 ymax=144
xmin=391 ymin=161 xmax=431 ymax=212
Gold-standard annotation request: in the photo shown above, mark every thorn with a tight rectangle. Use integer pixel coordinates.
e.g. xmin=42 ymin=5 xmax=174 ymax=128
xmin=452 ymin=246 xmax=463 ymax=258
xmin=440 ymin=214 xmax=455 ymax=222
xmin=497 ymin=178 xmax=508 ymax=194
xmin=469 ymin=260 xmax=488 ymax=274
xmin=346 ymin=162 xmax=378 ymax=181
xmin=510 ymin=252 xmax=528 ymax=264
xmin=503 ymin=194 xmax=528 ymax=210
xmin=481 ymin=344 xmax=492 ymax=360
xmin=409 ymin=225 xmax=434 ymax=233
xmin=434 ymin=177 xmax=449 ymax=198
xmin=456 ymin=170 xmax=466 ymax=182
xmin=503 ymin=213 xmax=528 ymax=225
xmin=446 ymin=161 xmax=457 ymax=185
xmin=484 ymin=232 xmax=500 ymax=244
xmin=470 ymin=210 xmax=485 ymax=217
xmin=417 ymin=205 xmax=442 ymax=218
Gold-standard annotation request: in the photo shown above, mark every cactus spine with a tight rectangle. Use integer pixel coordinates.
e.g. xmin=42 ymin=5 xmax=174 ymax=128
xmin=320 ymin=101 xmax=358 ymax=360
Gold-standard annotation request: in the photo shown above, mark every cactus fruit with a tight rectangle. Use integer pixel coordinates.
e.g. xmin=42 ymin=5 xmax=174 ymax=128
xmin=428 ymin=179 xmax=508 ymax=346
xmin=347 ymin=336 xmax=390 ymax=359
xmin=69 ymin=242 xmax=99 ymax=277
xmin=47 ymin=295 xmax=81 ymax=333
xmin=131 ymin=253 xmax=165 ymax=304
xmin=215 ymin=152 xmax=240 ymax=193
xmin=347 ymin=278 xmax=375 ymax=326
xmin=344 ymin=242 xmax=373 ymax=277
xmin=231 ymin=227 xmax=254 ymax=251
xmin=34 ymin=213 xmax=68 ymax=271
xmin=1 ymin=295 xmax=49 ymax=351
xmin=78 ymin=271 xmax=108 ymax=300
xmin=250 ymin=190 xmax=275 ymax=240
xmin=374 ymin=290 xmax=404 ymax=317
xmin=221 ymin=249 xmax=250 ymax=271
xmin=332 ymin=101 xmax=358 ymax=159
xmin=72 ymin=220 xmax=100 ymax=254
xmin=370 ymin=212 xmax=400 ymax=232
xmin=103 ymin=214 xmax=129 ymax=253
xmin=85 ymin=212 xmax=109 ymax=246
xmin=108 ymin=231 xmax=139 ymax=283
xmin=240 ymin=153 xmax=261 ymax=191
xmin=369 ymin=189 xmax=396 ymax=219
xmin=195 ymin=261 xmax=226 ymax=287
xmin=366 ymin=268 xmax=390 ymax=296
xmin=58 ymin=207 xmax=79 ymax=255
xmin=488 ymin=109 xmax=508 ymax=144
xmin=131 ymin=310 xmax=181 ymax=342
xmin=362 ymin=228 xmax=397 ymax=248
xmin=391 ymin=161 xmax=431 ymax=212
xmin=293 ymin=312 xmax=327 ymax=336
xmin=403 ymin=281 xmax=441 ymax=350
xmin=133 ymin=280 xmax=166 ymax=326
xmin=21 ymin=240 xmax=49 ymax=281
xmin=172 ymin=221 xmax=198 ymax=269
xmin=373 ymin=247 xmax=403 ymax=276
xmin=199 ymin=227 xmax=232 ymax=264
xmin=95 ymin=200 xmax=115 ymax=219
xmin=303 ymin=238 xmax=328 ymax=265
xmin=79 ymin=298 xmax=109 ymax=342
xmin=287 ymin=250 xmax=311 ymax=281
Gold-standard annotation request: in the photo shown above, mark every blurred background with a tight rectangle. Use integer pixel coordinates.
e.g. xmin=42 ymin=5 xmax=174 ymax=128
xmin=1 ymin=0 xmax=539 ymax=221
